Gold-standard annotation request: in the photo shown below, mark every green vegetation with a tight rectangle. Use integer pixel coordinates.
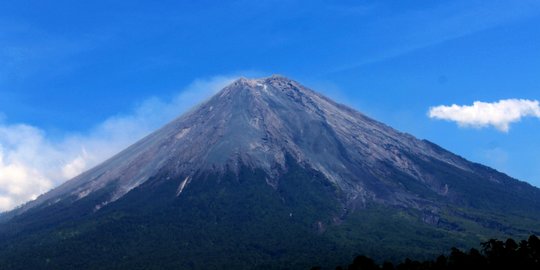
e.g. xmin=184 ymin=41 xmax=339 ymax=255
xmin=1 ymin=158 xmax=539 ymax=269
xmin=0 ymin=162 xmax=347 ymax=269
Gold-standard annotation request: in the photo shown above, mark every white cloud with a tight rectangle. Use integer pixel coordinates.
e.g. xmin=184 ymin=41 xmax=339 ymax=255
xmin=61 ymin=149 xmax=89 ymax=179
xmin=0 ymin=139 xmax=53 ymax=211
xmin=0 ymin=75 xmax=237 ymax=212
xmin=428 ymin=99 xmax=540 ymax=132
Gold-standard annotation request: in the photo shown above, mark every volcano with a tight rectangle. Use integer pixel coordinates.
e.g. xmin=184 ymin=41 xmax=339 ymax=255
xmin=1 ymin=76 xmax=539 ymax=269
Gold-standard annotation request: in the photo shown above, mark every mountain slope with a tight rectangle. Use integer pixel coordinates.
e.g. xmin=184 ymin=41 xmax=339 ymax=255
xmin=1 ymin=76 xmax=539 ymax=269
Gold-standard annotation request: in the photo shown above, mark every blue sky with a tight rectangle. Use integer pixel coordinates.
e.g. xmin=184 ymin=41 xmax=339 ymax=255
xmin=1 ymin=0 xmax=540 ymax=210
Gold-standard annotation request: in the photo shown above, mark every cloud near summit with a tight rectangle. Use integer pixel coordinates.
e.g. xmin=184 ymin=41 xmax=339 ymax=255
xmin=429 ymin=99 xmax=540 ymax=132
xmin=0 ymin=75 xmax=236 ymax=212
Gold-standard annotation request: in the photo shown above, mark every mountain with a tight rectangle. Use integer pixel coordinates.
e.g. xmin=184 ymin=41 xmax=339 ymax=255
xmin=1 ymin=76 xmax=539 ymax=269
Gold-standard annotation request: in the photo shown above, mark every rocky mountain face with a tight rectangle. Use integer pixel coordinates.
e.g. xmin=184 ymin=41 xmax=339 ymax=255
xmin=1 ymin=76 xmax=539 ymax=269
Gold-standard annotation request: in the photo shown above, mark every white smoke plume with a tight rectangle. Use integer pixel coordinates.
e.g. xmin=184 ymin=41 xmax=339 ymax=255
xmin=0 ymin=75 xmax=236 ymax=212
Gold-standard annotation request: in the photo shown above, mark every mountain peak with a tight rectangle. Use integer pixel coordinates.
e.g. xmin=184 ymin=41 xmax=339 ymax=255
xmin=3 ymin=76 xmax=540 ymax=269
xmin=230 ymin=75 xmax=296 ymax=88
xmin=218 ymin=75 xmax=308 ymax=105
xmin=27 ymin=75 xmax=475 ymax=211
xmin=16 ymin=76 xmax=478 ymax=212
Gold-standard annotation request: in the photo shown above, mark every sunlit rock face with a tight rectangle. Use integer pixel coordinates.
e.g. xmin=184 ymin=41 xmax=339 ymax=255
xmin=15 ymin=75 xmax=499 ymax=214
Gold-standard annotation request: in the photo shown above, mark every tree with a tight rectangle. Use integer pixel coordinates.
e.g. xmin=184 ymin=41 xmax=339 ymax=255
xmin=326 ymin=235 xmax=540 ymax=270
xmin=348 ymin=255 xmax=380 ymax=270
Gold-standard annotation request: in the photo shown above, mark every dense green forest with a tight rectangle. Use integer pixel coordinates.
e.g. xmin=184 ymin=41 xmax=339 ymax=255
xmin=314 ymin=235 xmax=540 ymax=270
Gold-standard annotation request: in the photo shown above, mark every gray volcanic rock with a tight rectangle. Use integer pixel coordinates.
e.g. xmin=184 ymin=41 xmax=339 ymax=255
xmin=14 ymin=76 xmax=488 ymax=214
xmin=1 ymin=75 xmax=540 ymax=269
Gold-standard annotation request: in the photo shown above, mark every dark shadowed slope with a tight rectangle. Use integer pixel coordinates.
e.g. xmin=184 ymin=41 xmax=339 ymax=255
xmin=1 ymin=76 xmax=539 ymax=269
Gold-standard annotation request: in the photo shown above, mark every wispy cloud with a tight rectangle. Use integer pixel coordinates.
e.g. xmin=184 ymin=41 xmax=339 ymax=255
xmin=0 ymin=75 xmax=236 ymax=212
xmin=330 ymin=0 xmax=540 ymax=73
xmin=428 ymin=99 xmax=540 ymax=132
